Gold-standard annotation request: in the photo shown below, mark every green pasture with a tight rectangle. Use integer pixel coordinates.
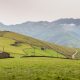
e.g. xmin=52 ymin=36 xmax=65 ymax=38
xmin=0 ymin=58 xmax=80 ymax=80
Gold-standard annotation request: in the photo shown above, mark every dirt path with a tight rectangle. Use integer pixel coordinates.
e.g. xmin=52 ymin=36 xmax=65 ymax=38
xmin=72 ymin=50 xmax=78 ymax=59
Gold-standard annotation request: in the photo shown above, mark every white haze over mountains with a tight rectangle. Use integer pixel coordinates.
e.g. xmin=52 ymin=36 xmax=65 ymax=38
xmin=62 ymin=24 xmax=76 ymax=32
xmin=0 ymin=18 xmax=80 ymax=48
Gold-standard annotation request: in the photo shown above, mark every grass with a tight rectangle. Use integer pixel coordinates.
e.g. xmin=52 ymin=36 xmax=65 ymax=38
xmin=23 ymin=47 xmax=64 ymax=58
xmin=0 ymin=37 xmax=30 ymax=57
xmin=0 ymin=31 xmax=65 ymax=58
xmin=0 ymin=37 xmax=64 ymax=58
xmin=0 ymin=58 xmax=80 ymax=80
xmin=1 ymin=31 xmax=80 ymax=59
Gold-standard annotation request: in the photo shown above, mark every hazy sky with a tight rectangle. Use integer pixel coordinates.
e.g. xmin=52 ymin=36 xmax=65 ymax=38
xmin=0 ymin=0 xmax=80 ymax=25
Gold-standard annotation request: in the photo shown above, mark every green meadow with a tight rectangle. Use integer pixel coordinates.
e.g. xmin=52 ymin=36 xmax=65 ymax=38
xmin=0 ymin=58 xmax=80 ymax=80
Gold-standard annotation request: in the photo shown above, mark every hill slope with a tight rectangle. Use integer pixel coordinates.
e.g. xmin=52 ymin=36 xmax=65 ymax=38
xmin=0 ymin=31 xmax=80 ymax=59
xmin=0 ymin=31 xmax=65 ymax=58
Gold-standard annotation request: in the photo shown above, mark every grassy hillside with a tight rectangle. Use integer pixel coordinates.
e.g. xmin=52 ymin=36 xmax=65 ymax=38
xmin=0 ymin=58 xmax=80 ymax=80
xmin=0 ymin=31 xmax=80 ymax=59
xmin=0 ymin=31 xmax=64 ymax=58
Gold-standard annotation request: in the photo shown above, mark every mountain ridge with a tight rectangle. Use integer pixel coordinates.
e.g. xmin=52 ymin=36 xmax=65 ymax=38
xmin=0 ymin=18 xmax=80 ymax=48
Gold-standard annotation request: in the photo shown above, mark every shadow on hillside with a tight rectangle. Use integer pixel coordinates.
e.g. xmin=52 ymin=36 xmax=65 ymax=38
xmin=21 ymin=55 xmax=67 ymax=59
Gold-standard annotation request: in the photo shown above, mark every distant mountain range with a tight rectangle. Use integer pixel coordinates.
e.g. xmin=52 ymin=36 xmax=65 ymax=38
xmin=0 ymin=18 xmax=80 ymax=48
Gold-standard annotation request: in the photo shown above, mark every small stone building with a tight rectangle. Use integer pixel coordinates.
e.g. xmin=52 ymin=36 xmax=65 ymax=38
xmin=0 ymin=52 xmax=10 ymax=58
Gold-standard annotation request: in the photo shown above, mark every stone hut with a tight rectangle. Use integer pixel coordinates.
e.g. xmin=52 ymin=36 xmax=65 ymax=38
xmin=0 ymin=52 xmax=10 ymax=58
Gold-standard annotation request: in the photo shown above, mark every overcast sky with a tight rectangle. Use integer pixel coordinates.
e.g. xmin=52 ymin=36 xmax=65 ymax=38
xmin=0 ymin=0 xmax=80 ymax=25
